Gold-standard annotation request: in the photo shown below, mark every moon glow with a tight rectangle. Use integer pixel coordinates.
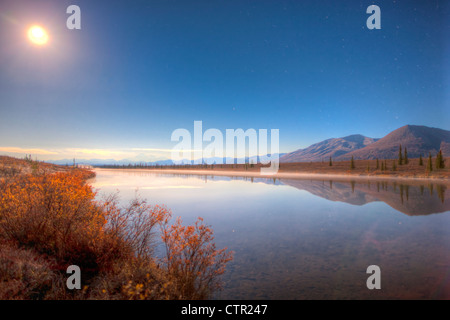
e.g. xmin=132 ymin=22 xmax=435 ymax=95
xmin=27 ymin=25 xmax=49 ymax=45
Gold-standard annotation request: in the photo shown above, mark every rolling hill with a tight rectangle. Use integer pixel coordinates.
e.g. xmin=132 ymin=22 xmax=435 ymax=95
xmin=280 ymin=134 xmax=378 ymax=163
xmin=281 ymin=125 xmax=450 ymax=163
xmin=335 ymin=125 xmax=450 ymax=160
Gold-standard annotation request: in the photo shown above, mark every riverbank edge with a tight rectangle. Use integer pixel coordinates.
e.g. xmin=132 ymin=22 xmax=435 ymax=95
xmin=93 ymin=168 xmax=450 ymax=185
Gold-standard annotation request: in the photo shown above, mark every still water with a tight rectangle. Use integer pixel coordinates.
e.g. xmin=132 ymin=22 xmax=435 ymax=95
xmin=91 ymin=169 xmax=450 ymax=299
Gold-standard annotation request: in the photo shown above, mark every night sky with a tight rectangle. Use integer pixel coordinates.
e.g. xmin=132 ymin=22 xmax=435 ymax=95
xmin=0 ymin=0 xmax=448 ymax=161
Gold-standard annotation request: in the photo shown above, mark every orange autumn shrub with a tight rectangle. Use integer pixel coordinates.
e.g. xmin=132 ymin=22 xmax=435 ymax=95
xmin=99 ymin=193 xmax=169 ymax=259
xmin=0 ymin=172 xmax=128 ymax=273
xmin=100 ymin=194 xmax=233 ymax=299
xmin=160 ymin=216 xmax=233 ymax=299
xmin=0 ymin=168 xmax=233 ymax=299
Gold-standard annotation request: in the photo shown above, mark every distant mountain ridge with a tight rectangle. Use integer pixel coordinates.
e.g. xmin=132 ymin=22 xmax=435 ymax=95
xmin=281 ymin=125 xmax=450 ymax=163
xmin=336 ymin=125 xmax=450 ymax=160
xmin=49 ymin=153 xmax=286 ymax=167
xmin=280 ymin=134 xmax=379 ymax=163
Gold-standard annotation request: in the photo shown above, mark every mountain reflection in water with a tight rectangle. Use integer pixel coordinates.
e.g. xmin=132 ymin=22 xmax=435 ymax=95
xmin=280 ymin=179 xmax=448 ymax=216
xmin=147 ymin=172 xmax=449 ymax=216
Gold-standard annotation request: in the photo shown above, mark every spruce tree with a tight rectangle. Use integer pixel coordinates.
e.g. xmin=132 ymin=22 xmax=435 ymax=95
xmin=435 ymin=151 xmax=441 ymax=169
xmin=392 ymin=160 xmax=397 ymax=171
xmin=435 ymin=150 xmax=445 ymax=169
xmin=427 ymin=153 xmax=433 ymax=172
xmin=398 ymin=145 xmax=403 ymax=165
xmin=439 ymin=150 xmax=445 ymax=168
xmin=329 ymin=157 xmax=332 ymax=166
xmin=419 ymin=154 xmax=423 ymax=166
xmin=350 ymin=156 xmax=355 ymax=169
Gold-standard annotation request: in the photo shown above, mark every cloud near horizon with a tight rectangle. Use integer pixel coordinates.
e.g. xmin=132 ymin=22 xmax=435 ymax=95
xmin=0 ymin=147 xmax=58 ymax=155
xmin=131 ymin=148 xmax=202 ymax=153
xmin=0 ymin=144 xmax=275 ymax=162
xmin=0 ymin=146 xmax=171 ymax=161
xmin=65 ymin=148 xmax=130 ymax=157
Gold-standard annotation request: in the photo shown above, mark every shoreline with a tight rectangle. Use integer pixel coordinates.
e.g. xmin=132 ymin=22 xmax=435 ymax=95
xmin=94 ymin=168 xmax=450 ymax=185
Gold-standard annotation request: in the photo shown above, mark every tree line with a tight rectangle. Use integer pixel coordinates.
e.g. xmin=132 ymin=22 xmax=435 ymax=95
xmin=336 ymin=145 xmax=446 ymax=172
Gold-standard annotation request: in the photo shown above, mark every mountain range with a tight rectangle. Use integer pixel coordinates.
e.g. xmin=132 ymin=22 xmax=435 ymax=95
xmin=47 ymin=125 xmax=449 ymax=166
xmin=280 ymin=125 xmax=450 ymax=163
xmin=48 ymin=154 xmax=286 ymax=167
xmin=280 ymin=134 xmax=378 ymax=162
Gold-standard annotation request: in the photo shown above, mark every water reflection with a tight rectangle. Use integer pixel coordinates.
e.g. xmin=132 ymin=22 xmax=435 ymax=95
xmin=280 ymin=179 xmax=449 ymax=216
xmin=94 ymin=169 xmax=449 ymax=216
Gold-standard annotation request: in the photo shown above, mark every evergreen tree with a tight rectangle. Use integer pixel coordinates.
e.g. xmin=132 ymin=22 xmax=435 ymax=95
xmin=329 ymin=157 xmax=332 ymax=166
xmin=435 ymin=150 xmax=445 ymax=169
xmin=439 ymin=150 xmax=445 ymax=168
xmin=350 ymin=156 xmax=355 ymax=169
xmin=435 ymin=151 xmax=441 ymax=169
xmin=427 ymin=153 xmax=433 ymax=172
xmin=419 ymin=154 xmax=423 ymax=166
xmin=392 ymin=160 xmax=397 ymax=171
xmin=398 ymin=145 xmax=403 ymax=165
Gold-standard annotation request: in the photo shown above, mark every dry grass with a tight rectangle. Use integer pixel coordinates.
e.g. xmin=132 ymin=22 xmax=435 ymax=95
xmin=277 ymin=157 xmax=449 ymax=179
xmin=0 ymin=242 xmax=66 ymax=300
xmin=0 ymin=155 xmax=74 ymax=178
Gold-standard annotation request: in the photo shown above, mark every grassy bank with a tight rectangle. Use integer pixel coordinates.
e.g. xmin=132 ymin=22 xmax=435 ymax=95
xmin=0 ymin=156 xmax=232 ymax=300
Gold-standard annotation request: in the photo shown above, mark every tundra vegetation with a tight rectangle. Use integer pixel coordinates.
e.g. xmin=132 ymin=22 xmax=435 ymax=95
xmin=0 ymin=156 xmax=233 ymax=300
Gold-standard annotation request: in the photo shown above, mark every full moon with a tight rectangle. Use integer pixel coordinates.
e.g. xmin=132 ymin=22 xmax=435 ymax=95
xmin=27 ymin=25 xmax=49 ymax=45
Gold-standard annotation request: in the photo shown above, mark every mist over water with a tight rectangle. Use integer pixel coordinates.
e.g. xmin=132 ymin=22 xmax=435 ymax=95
xmin=92 ymin=169 xmax=450 ymax=299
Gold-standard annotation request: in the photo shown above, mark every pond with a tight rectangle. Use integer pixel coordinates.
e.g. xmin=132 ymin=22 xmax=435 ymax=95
xmin=91 ymin=169 xmax=450 ymax=299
